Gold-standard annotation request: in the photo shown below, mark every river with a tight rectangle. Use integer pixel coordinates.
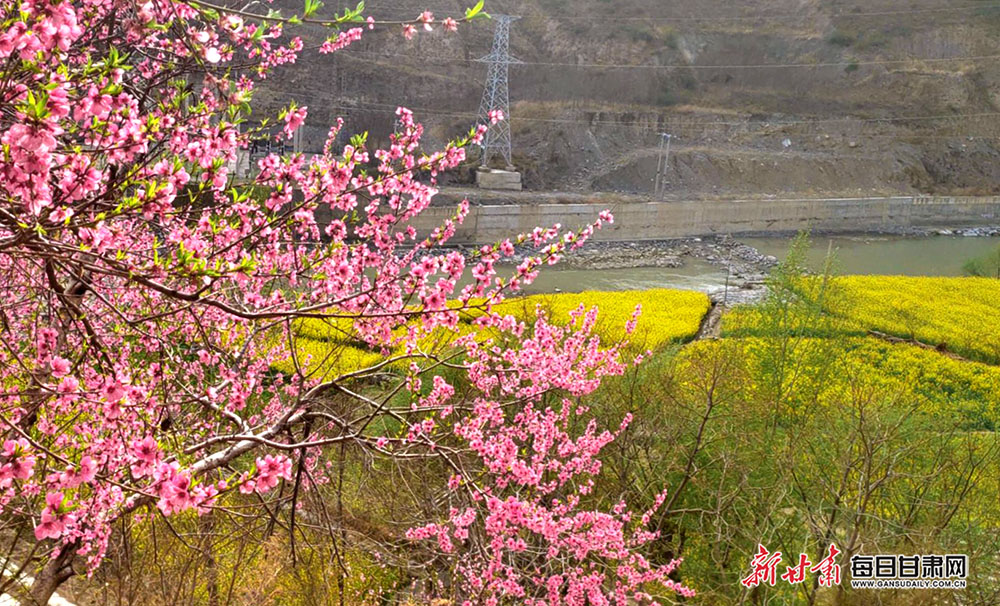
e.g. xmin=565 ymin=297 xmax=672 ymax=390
xmin=512 ymin=235 xmax=1000 ymax=294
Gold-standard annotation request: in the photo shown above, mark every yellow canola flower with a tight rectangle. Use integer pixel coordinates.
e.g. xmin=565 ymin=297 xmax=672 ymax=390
xmin=276 ymin=289 xmax=711 ymax=380
xmin=489 ymin=289 xmax=711 ymax=351
xmin=294 ymin=289 xmax=711 ymax=354
xmin=722 ymin=276 xmax=1000 ymax=364
xmin=675 ymin=336 xmax=1000 ymax=430
xmin=271 ymin=338 xmax=386 ymax=381
xmin=292 ymin=316 xmax=356 ymax=343
xmin=292 ymin=298 xmax=494 ymax=344
xmin=275 ymin=323 xmax=499 ymax=381
xmin=826 ymin=276 xmax=1000 ymax=364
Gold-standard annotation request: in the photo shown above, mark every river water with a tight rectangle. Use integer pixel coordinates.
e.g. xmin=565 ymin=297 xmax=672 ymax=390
xmin=512 ymin=235 xmax=1000 ymax=294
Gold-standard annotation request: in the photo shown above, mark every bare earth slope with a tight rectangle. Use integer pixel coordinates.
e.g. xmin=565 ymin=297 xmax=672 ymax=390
xmin=258 ymin=0 xmax=1000 ymax=199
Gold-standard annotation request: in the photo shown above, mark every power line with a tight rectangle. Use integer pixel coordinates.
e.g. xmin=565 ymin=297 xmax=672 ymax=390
xmin=259 ymin=5 xmax=1000 ymax=146
xmin=331 ymin=48 xmax=1000 ymax=70
xmin=266 ymin=84 xmax=1000 ymax=127
xmin=534 ymin=4 xmax=1000 ymax=22
xmin=361 ymin=2 xmax=1000 ymax=23
xmin=256 ymin=86 xmax=1000 ymax=142
xmin=275 ymin=91 xmax=1000 ymax=128
xmin=265 ymin=97 xmax=1000 ymax=140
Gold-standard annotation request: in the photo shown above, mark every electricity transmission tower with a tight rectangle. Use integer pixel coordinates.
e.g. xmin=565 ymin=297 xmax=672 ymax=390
xmin=476 ymin=15 xmax=520 ymax=169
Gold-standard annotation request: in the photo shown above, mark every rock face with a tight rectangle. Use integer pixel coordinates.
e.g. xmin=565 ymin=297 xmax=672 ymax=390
xmin=260 ymin=0 xmax=1000 ymax=199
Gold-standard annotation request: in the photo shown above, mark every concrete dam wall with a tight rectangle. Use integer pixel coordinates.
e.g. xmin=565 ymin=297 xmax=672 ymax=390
xmin=410 ymin=196 xmax=1000 ymax=244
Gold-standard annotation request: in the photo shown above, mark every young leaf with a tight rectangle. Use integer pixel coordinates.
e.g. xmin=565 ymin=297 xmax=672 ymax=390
xmin=303 ymin=0 xmax=323 ymax=17
xmin=465 ymin=0 xmax=484 ymax=19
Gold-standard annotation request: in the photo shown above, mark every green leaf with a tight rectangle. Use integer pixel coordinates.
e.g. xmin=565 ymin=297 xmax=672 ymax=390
xmin=304 ymin=0 xmax=323 ymax=17
xmin=100 ymin=83 xmax=123 ymax=96
xmin=22 ymin=89 xmax=50 ymax=120
xmin=350 ymin=132 xmax=367 ymax=148
xmin=465 ymin=0 xmax=484 ymax=19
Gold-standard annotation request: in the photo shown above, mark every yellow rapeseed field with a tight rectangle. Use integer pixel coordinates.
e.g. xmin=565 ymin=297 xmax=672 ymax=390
xmin=825 ymin=276 xmax=1000 ymax=364
xmin=278 ymin=289 xmax=712 ymax=379
xmin=490 ymin=289 xmax=711 ymax=350
xmin=723 ymin=276 xmax=1000 ymax=364
xmin=675 ymin=336 xmax=1000 ymax=430
xmin=270 ymin=339 xmax=386 ymax=380
xmin=297 ymin=289 xmax=710 ymax=351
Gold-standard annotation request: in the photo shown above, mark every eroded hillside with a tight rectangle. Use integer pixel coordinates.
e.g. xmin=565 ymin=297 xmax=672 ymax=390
xmin=258 ymin=0 xmax=1000 ymax=198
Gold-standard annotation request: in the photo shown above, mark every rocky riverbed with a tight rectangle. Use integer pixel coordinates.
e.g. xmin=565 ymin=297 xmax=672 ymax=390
xmin=927 ymin=227 xmax=1000 ymax=237
xmin=531 ymin=235 xmax=779 ymax=279
xmin=484 ymin=235 xmax=779 ymax=305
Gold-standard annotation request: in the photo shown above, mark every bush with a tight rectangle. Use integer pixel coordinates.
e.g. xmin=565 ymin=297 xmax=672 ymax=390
xmin=588 ymin=330 xmax=1000 ymax=604
xmin=963 ymin=244 xmax=1000 ymax=279
xmin=827 ymin=29 xmax=856 ymax=47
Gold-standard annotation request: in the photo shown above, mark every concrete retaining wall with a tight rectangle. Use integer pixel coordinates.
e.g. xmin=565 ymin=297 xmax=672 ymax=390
xmin=411 ymin=195 xmax=1000 ymax=244
xmin=475 ymin=169 xmax=523 ymax=191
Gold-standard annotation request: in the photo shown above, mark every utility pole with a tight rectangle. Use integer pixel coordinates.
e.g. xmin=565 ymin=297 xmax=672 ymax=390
xmin=476 ymin=15 xmax=520 ymax=170
xmin=653 ymin=133 xmax=672 ymax=199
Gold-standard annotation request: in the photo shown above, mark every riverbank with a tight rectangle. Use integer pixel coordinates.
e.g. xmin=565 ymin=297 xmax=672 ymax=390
xmin=413 ymin=194 xmax=1000 ymax=245
xmin=464 ymin=235 xmax=777 ymax=304
xmin=507 ymin=235 xmax=777 ymax=276
xmin=487 ymin=230 xmax=1000 ymax=305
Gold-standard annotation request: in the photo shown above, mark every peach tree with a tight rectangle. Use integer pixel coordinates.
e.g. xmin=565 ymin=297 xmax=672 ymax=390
xmin=0 ymin=0 xmax=692 ymax=603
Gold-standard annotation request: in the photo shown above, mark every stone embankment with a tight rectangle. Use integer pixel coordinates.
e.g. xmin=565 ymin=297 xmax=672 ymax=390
xmin=414 ymin=195 xmax=1000 ymax=245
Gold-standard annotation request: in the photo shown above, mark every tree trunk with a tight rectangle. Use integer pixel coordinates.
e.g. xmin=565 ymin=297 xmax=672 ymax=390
xmin=200 ymin=511 xmax=219 ymax=606
xmin=28 ymin=547 xmax=75 ymax=606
